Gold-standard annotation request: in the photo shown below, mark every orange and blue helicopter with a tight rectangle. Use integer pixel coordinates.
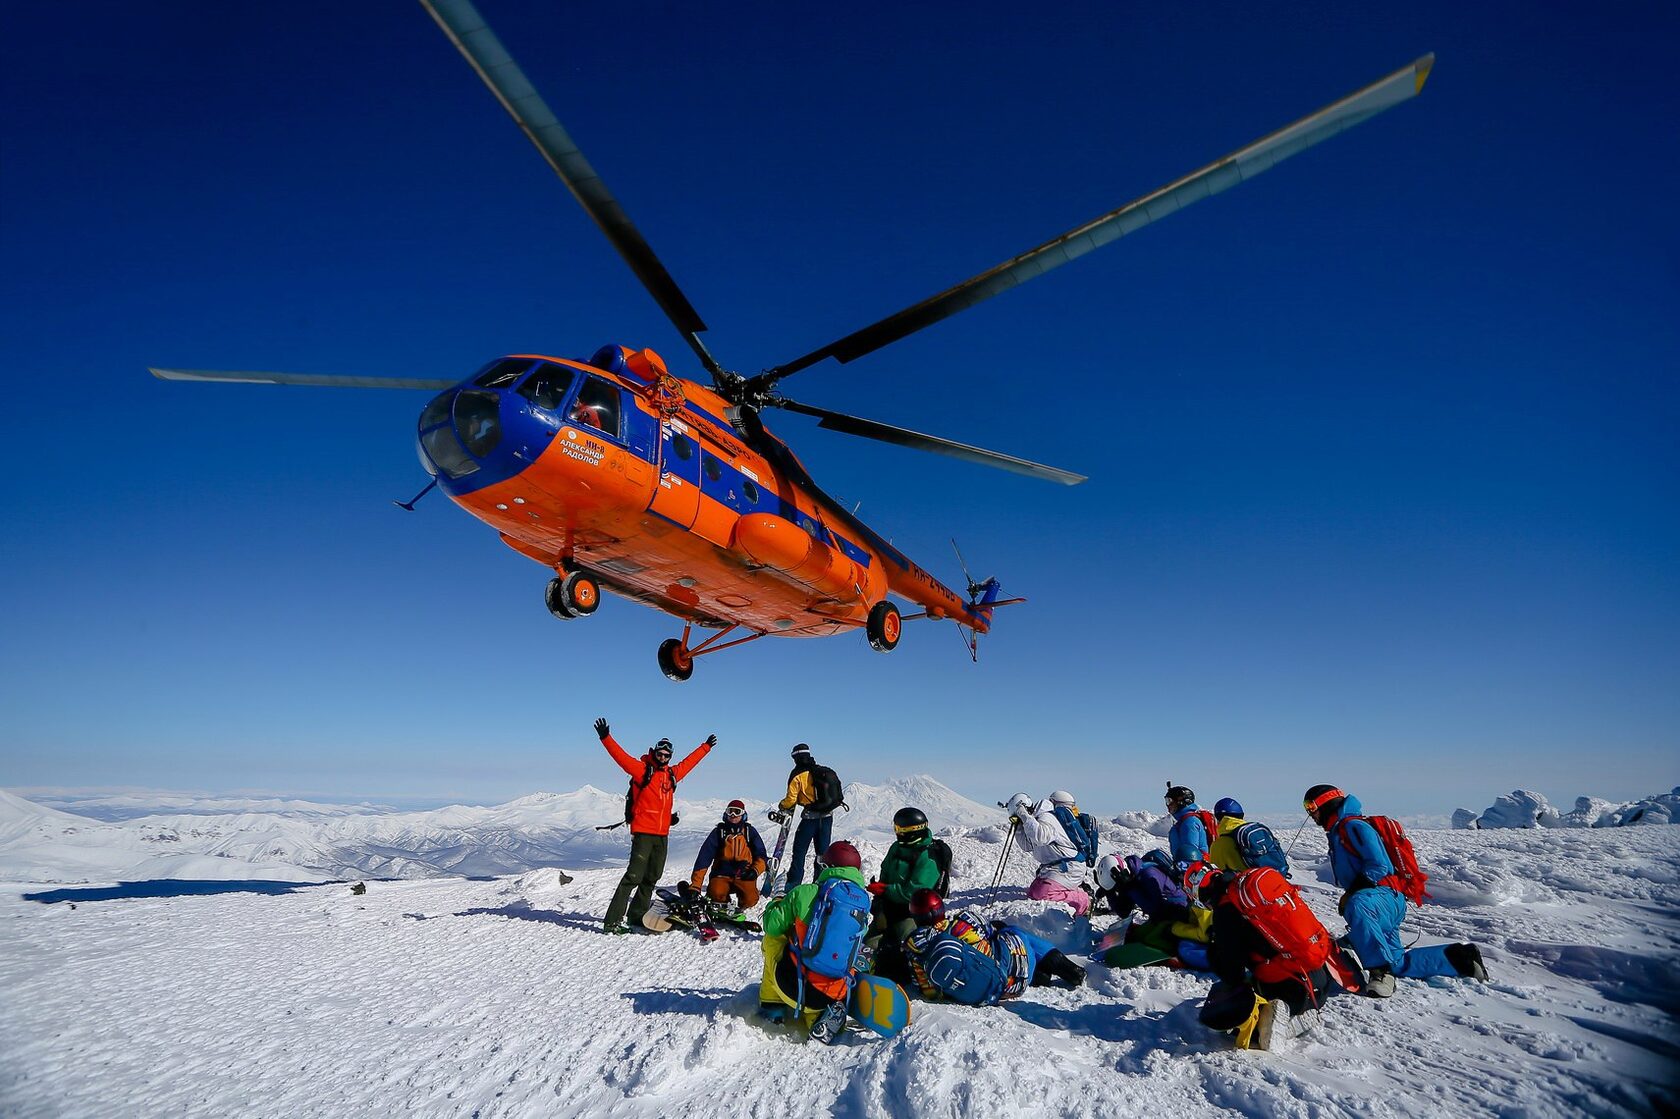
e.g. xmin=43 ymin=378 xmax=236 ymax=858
xmin=153 ymin=0 xmax=1432 ymax=681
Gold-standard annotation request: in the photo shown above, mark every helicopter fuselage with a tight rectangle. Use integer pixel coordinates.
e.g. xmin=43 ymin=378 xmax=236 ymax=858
xmin=423 ymin=346 xmax=989 ymax=641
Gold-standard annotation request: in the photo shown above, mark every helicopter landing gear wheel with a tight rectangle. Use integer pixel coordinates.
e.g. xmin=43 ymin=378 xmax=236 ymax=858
xmin=560 ymin=570 xmax=600 ymax=616
xmin=866 ymin=601 xmax=901 ymax=652
xmin=544 ymin=576 xmax=575 ymax=620
xmin=658 ymin=638 xmax=694 ymax=682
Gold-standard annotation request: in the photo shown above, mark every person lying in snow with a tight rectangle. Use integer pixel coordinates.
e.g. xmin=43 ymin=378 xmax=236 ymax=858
xmin=1186 ymin=862 xmax=1364 ymax=1049
xmin=901 ymin=889 xmax=1085 ymax=1004
xmin=1304 ymin=784 xmax=1488 ymax=997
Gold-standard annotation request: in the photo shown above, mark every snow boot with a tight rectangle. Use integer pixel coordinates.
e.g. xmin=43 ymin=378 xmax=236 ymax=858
xmin=1032 ymin=949 xmax=1087 ymax=989
xmin=1364 ymin=966 xmax=1396 ymax=998
xmin=1445 ymin=942 xmax=1488 ymax=980
xmin=603 ymin=922 xmax=633 ymax=935
xmin=808 ymin=1001 xmax=848 ymax=1045
xmin=757 ymin=1002 xmax=790 ymax=1024
xmin=1233 ymin=996 xmax=1273 ymax=1050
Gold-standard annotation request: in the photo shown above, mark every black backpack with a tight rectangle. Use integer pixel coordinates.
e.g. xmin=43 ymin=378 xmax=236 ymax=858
xmin=807 ymin=764 xmax=846 ymax=814
xmin=927 ymin=838 xmax=954 ymax=896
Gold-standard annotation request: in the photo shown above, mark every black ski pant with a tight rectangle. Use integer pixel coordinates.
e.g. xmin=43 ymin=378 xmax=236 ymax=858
xmin=605 ymin=832 xmax=668 ymax=927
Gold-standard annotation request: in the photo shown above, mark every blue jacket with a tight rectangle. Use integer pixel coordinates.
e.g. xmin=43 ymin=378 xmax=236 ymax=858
xmin=1168 ymin=804 xmax=1212 ymax=867
xmin=1324 ymin=794 xmax=1394 ymax=891
xmin=1122 ymin=854 xmax=1189 ymax=920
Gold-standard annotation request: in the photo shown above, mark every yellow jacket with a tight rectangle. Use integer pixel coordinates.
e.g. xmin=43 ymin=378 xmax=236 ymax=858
xmin=1208 ymin=815 xmax=1248 ymax=873
xmin=778 ymin=768 xmax=816 ymax=812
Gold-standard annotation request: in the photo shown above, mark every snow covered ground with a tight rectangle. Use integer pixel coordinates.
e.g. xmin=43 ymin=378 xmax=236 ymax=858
xmin=1 ymin=784 xmax=1675 ymax=1118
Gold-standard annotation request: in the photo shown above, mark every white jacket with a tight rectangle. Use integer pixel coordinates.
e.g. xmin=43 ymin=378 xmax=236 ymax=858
xmin=1011 ymin=801 xmax=1084 ymax=889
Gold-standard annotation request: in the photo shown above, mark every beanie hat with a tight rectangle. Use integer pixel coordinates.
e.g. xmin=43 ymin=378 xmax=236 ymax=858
xmin=791 ymin=743 xmax=812 ymax=758
xmin=727 ymin=799 xmax=746 ymax=811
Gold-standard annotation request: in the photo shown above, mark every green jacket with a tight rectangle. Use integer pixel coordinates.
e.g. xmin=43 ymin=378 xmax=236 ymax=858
xmin=764 ymin=865 xmax=868 ymax=939
xmin=878 ymin=835 xmax=942 ymax=906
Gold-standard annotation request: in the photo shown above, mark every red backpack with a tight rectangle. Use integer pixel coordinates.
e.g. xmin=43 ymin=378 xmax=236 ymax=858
xmin=1226 ymin=867 xmax=1333 ymax=985
xmin=1336 ymin=815 xmax=1431 ymax=905
xmin=1186 ymin=809 xmax=1218 ymax=853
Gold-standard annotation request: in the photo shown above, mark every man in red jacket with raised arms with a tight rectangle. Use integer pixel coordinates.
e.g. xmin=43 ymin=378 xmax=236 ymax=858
xmin=595 ymin=717 xmax=715 ymax=934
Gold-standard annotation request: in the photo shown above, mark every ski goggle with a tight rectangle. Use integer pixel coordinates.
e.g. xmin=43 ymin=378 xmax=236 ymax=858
xmin=724 ymin=806 xmax=744 ymax=819
xmin=1304 ymin=787 xmax=1345 ymax=817
xmin=893 ymin=820 xmax=928 ymax=836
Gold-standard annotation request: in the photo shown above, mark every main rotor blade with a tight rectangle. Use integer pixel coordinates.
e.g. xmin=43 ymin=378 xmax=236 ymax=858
xmin=150 ymin=368 xmax=460 ymax=390
xmin=772 ymin=399 xmax=1086 ymax=485
xmin=758 ymin=55 xmax=1434 ymax=388
xmin=420 ymin=0 xmax=721 ymax=377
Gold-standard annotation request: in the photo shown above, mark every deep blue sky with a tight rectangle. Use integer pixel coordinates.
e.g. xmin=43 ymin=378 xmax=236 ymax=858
xmin=2 ymin=1 xmax=1675 ymax=816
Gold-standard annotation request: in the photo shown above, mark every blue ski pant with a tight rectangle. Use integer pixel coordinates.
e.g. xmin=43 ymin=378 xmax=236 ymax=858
xmin=1344 ymin=886 xmax=1456 ymax=978
xmin=785 ymin=813 xmax=832 ymax=890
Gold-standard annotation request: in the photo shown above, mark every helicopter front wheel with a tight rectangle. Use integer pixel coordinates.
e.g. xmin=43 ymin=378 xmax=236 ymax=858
xmin=658 ymin=638 xmax=695 ymax=682
xmin=544 ymin=576 xmax=575 ymax=620
xmin=866 ymin=601 xmax=901 ymax=652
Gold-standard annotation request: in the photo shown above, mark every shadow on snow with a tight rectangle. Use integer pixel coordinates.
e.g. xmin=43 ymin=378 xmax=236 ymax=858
xmin=23 ymin=879 xmax=322 ymax=904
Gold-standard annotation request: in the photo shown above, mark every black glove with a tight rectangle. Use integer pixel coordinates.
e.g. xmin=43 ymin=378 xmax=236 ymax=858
xmin=768 ymin=810 xmax=788 ymax=824
xmin=704 ymin=733 xmax=718 ymax=747
xmin=677 ymin=881 xmax=699 ymax=899
xmin=593 ymin=718 xmax=610 ymax=740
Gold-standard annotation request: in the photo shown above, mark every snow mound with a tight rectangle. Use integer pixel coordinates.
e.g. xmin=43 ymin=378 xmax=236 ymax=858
xmin=1458 ymin=787 xmax=1680 ymax=829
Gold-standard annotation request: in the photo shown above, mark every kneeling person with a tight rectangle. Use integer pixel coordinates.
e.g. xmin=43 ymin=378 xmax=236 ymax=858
xmin=691 ymin=799 xmax=767 ymax=911
xmin=902 ymin=889 xmax=1084 ymax=1005
xmin=758 ymin=841 xmax=872 ymax=1044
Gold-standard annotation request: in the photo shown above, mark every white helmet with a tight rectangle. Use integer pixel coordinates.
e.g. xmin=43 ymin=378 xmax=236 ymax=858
xmin=1048 ymin=790 xmax=1076 ymax=808
xmin=1003 ymin=792 xmax=1033 ymax=819
xmin=1095 ymin=853 xmax=1123 ymax=892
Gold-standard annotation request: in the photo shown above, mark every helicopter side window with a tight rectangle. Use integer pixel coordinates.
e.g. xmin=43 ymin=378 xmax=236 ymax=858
xmin=473 ymin=358 xmax=532 ymax=389
xmin=517 ymin=362 xmax=576 ymax=412
xmin=571 ymin=376 xmax=621 ymax=438
xmin=671 ymin=432 xmax=694 ymax=459
xmin=742 ymin=479 xmax=760 ymax=504
xmin=703 ymin=455 xmax=722 ymax=483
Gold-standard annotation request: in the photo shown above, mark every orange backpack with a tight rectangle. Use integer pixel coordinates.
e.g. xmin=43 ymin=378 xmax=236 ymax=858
xmin=1336 ymin=815 xmax=1431 ymax=905
xmin=1227 ymin=867 xmax=1334 ymax=985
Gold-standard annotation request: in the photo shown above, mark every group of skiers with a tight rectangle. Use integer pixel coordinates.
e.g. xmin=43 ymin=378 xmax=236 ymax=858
xmin=591 ymin=721 xmax=1489 ymax=1051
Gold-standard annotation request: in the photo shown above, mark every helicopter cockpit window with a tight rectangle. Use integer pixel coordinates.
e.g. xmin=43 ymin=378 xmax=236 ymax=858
xmin=473 ymin=358 xmax=531 ymax=389
xmin=517 ymin=362 xmax=576 ymax=412
xmin=420 ymin=390 xmax=454 ymax=430
xmin=453 ymin=390 xmax=503 ymax=457
xmin=421 ymin=426 xmax=478 ymax=479
xmin=571 ymin=376 xmax=621 ymax=438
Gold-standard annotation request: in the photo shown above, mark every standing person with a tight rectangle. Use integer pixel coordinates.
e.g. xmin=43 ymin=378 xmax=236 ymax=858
xmin=901 ymin=889 xmax=1085 ymax=1004
xmin=1304 ymin=784 xmax=1489 ymax=997
xmin=690 ymin=799 xmax=768 ymax=912
xmin=594 ymin=717 xmax=714 ymax=934
xmin=1188 ymin=865 xmax=1361 ymax=1050
xmin=1001 ymin=792 xmax=1090 ymax=916
xmin=1165 ymin=783 xmax=1216 ymax=868
xmin=771 ymin=743 xmax=845 ymax=891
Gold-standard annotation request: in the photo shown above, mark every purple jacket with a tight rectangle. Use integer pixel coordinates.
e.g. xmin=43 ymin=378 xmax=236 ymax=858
xmin=1123 ymin=855 xmax=1190 ymax=920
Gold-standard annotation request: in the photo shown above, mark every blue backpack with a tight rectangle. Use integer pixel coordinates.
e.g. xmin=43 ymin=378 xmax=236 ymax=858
xmin=798 ymin=877 xmax=872 ymax=980
xmin=1051 ymin=805 xmax=1100 ymax=866
xmin=1141 ymin=848 xmax=1176 ymax=878
xmin=1233 ymin=821 xmax=1290 ymax=878
xmin=919 ymin=932 xmax=1006 ymax=1006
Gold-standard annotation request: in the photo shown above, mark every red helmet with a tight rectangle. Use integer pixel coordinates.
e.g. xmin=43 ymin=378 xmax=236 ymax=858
xmin=1182 ymin=860 xmax=1216 ymax=896
xmin=908 ymin=888 xmax=945 ymax=925
xmin=822 ymin=841 xmax=862 ymax=870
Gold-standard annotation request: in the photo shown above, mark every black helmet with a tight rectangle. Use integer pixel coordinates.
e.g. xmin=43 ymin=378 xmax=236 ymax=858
xmin=1303 ymin=784 xmax=1346 ymax=826
xmin=908 ymin=888 xmax=945 ymax=925
xmin=652 ymin=738 xmax=674 ymax=758
xmin=1165 ymin=783 xmax=1195 ymax=811
xmin=893 ymin=807 xmax=929 ymax=837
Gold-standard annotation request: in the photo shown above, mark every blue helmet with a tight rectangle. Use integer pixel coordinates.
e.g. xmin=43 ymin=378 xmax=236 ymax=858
xmin=1213 ymin=797 xmax=1244 ymax=819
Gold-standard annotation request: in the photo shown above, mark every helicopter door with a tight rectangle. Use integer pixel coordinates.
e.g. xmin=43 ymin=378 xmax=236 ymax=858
xmin=648 ymin=422 xmax=701 ymax=529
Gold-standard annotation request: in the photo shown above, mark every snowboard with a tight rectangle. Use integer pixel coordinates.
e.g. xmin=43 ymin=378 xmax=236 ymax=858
xmin=1102 ymin=941 xmax=1177 ymax=969
xmin=847 ymin=974 xmax=912 ymax=1039
xmin=760 ymin=815 xmax=794 ymax=899
xmin=641 ymin=905 xmax=687 ymax=933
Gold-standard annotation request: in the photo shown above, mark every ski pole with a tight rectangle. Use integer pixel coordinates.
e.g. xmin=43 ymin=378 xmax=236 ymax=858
xmin=989 ymin=816 xmax=1017 ymax=902
xmin=1284 ymin=815 xmax=1312 ymax=858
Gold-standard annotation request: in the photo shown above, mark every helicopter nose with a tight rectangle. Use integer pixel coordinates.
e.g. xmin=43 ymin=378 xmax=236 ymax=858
xmin=416 ymin=388 xmax=503 ymax=479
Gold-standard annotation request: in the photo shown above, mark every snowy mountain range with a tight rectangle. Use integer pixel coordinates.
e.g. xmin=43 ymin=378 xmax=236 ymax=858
xmin=1454 ymin=787 xmax=1680 ymax=829
xmin=0 ymin=776 xmax=1011 ymax=885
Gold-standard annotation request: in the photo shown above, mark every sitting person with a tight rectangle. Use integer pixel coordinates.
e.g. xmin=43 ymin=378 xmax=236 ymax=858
xmin=1093 ymin=852 xmax=1212 ymax=959
xmin=866 ymin=807 xmax=948 ymax=986
xmin=901 ymin=889 xmax=1084 ymax=1005
xmin=758 ymin=841 xmax=871 ymax=1044
xmin=689 ymin=799 xmax=767 ymax=912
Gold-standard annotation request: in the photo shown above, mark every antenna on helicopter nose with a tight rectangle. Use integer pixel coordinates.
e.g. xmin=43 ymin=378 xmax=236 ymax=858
xmin=393 ymin=479 xmax=437 ymax=512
